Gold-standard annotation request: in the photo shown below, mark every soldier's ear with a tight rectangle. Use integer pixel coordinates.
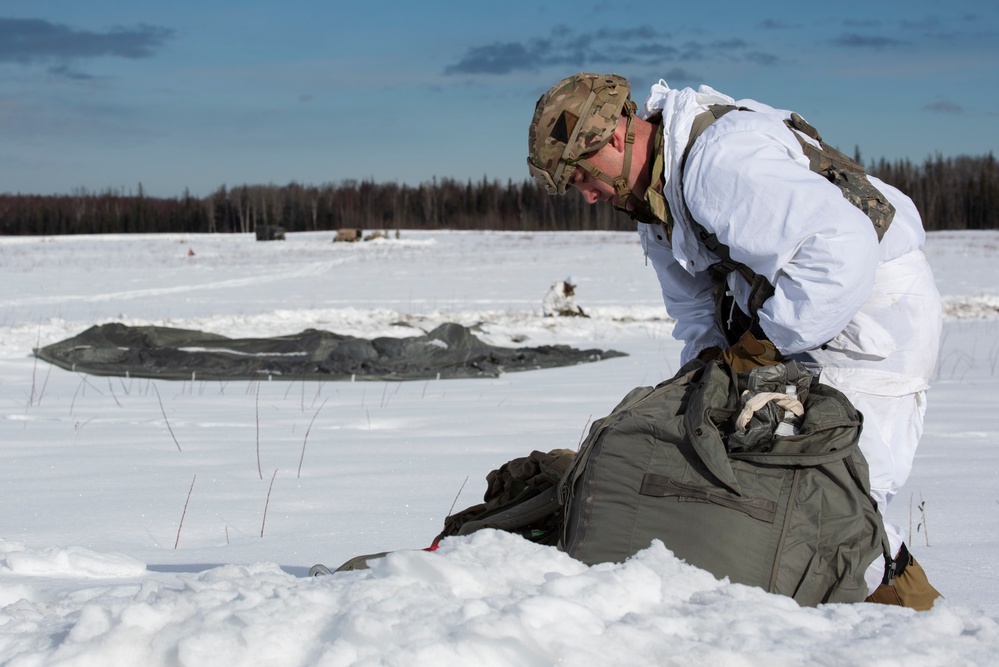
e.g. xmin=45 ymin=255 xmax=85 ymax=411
xmin=607 ymin=118 xmax=628 ymax=154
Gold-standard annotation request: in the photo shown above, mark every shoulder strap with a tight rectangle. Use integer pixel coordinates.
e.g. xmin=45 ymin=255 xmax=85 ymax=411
xmin=681 ymin=105 xmax=742 ymax=169
xmin=677 ymin=106 xmax=777 ymax=330
xmin=676 ymin=104 xmax=749 ymax=274
xmin=783 ymin=112 xmax=895 ymax=241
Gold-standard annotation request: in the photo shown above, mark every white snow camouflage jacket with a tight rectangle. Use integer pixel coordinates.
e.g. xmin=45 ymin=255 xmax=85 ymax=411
xmin=637 ymin=80 xmax=941 ymax=395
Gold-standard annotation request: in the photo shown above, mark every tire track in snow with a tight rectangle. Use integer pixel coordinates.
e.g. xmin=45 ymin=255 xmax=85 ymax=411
xmin=0 ymin=259 xmax=345 ymax=308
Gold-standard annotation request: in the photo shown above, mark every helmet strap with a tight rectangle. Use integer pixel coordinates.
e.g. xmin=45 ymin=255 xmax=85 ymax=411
xmin=573 ymin=114 xmax=638 ymax=206
xmin=614 ymin=116 xmax=636 ymax=200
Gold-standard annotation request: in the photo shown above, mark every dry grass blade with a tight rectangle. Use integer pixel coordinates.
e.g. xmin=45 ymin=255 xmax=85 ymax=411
xmin=261 ymin=469 xmax=278 ymax=538
xmin=298 ymin=397 xmax=328 ymax=479
xmin=255 ymin=384 xmax=262 ymax=479
xmin=175 ymin=474 xmax=197 ymax=549
xmin=447 ymin=476 xmax=469 ymax=516
xmin=152 ymin=383 xmax=182 ymax=452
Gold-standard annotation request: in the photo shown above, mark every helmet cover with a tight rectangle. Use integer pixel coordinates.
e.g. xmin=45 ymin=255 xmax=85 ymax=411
xmin=527 ymin=73 xmax=634 ymax=195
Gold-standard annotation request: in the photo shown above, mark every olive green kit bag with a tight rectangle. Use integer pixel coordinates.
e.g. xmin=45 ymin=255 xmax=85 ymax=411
xmin=559 ymin=359 xmax=887 ymax=606
xmin=322 ymin=359 xmax=889 ymax=607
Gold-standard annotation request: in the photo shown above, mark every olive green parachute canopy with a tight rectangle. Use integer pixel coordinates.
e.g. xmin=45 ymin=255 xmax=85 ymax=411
xmin=34 ymin=322 xmax=626 ymax=382
xmin=527 ymin=73 xmax=635 ymax=195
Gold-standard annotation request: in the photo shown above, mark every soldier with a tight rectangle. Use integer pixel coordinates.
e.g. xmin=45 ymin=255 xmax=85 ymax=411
xmin=527 ymin=73 xmax=942 ymax=610
xmin=543 ymin=276 xmax=588 ymax=317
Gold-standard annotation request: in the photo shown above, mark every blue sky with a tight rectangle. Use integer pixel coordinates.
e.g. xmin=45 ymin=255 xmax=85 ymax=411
xmin=0 ymin=1 xmax=996 ymax=197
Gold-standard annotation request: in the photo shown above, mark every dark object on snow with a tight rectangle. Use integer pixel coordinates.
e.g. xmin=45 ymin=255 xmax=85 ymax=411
xmin=437 ymin=448 xmax=576 ymax=546
xmin=322 ymin=361 xmax=889 ymax=607
xmin=315 ymin=448 xmax=577 ymax=575
xmin=559 ymin=359 xmax=887 ymax=606
xmin=34 ymin=322 xmax=626 ymax=382
xmin=255 ymin=225 xmax=286 ymax=241
xmin=334 ymin=228 xmax=363 ymax=242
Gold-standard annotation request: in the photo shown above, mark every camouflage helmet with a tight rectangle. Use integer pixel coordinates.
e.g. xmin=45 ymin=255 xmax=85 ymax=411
xmin=527 ymin=73 xmax=636 ymax=195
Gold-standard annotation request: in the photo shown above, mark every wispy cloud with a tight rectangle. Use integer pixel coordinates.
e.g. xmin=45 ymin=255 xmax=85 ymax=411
xmin=658 ymin=67 xmax=700 ymax=86
xmin=831 ymin=32 xmax=906 ymax=49
xmin=923 ymin=100 xmax=964 ymax=114
xmin=712 ymin=38 xmax=750 ymax=50
xmin=444 ymin=41 xmax=537 ymax=75
xmin=444 ymin=26 xmax=779 ymax=76
xmin=758 ymin=19 xmax=798 ymax=30
xmin=844 ymin=19 xmax=883 ymax=28
xmin=745 ymin=51 xmax=780 ymax=66
xmin=0 ymin=18 xmax=174 ymax=64
xmin=900 ymin=16 xmax=944 ymax=31
xmin=46 ymin=64 xmax=97 ymax=81
xmin=899 ymin=16 xmax=968 ymax=41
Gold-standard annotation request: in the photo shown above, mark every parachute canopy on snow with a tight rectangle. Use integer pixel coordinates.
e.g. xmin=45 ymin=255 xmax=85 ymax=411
xmin=35 ymin=322 xmax=626 ymax=382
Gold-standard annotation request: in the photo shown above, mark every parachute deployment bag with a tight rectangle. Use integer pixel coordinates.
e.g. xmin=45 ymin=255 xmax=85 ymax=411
xmin=330 ymin=449 xmax=576 ymax=574
xmin=332 ymin=361 xmax=887 ymax=605
xmin=559 ymin=359 xmax=888 ymax=606
xmin=434 ymin=448 xmax=576 ymax=546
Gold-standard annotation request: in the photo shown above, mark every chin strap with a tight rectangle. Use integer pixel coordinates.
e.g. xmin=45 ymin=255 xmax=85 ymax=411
xmin=571 ymin=113 xmax=637 ymax=205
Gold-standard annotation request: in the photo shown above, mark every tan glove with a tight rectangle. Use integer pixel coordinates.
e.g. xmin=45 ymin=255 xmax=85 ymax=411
xmin=720 ymin=330 xmax=782 ymax=373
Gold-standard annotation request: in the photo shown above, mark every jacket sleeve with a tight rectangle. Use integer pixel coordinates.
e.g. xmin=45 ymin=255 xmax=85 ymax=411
xmin=640 ymin=225 xmax=727 ymax=364
xmin=682 ymin=114 xmax=881 ymax=355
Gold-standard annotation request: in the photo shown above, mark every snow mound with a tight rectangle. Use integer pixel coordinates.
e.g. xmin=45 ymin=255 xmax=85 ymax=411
xmin=2 ymin=533 xmax=998 ymax=666
xmin=1 ymin=544 xmax=147 ymax=578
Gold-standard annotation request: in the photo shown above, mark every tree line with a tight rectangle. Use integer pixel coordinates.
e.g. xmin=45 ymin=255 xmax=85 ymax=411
xmin=1 ymin=153 xmax=996 ymax=236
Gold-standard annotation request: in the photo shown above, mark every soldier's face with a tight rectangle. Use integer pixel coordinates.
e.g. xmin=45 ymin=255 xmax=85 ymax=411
xmin=568 ymin=143 xmax=623 ymax=207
